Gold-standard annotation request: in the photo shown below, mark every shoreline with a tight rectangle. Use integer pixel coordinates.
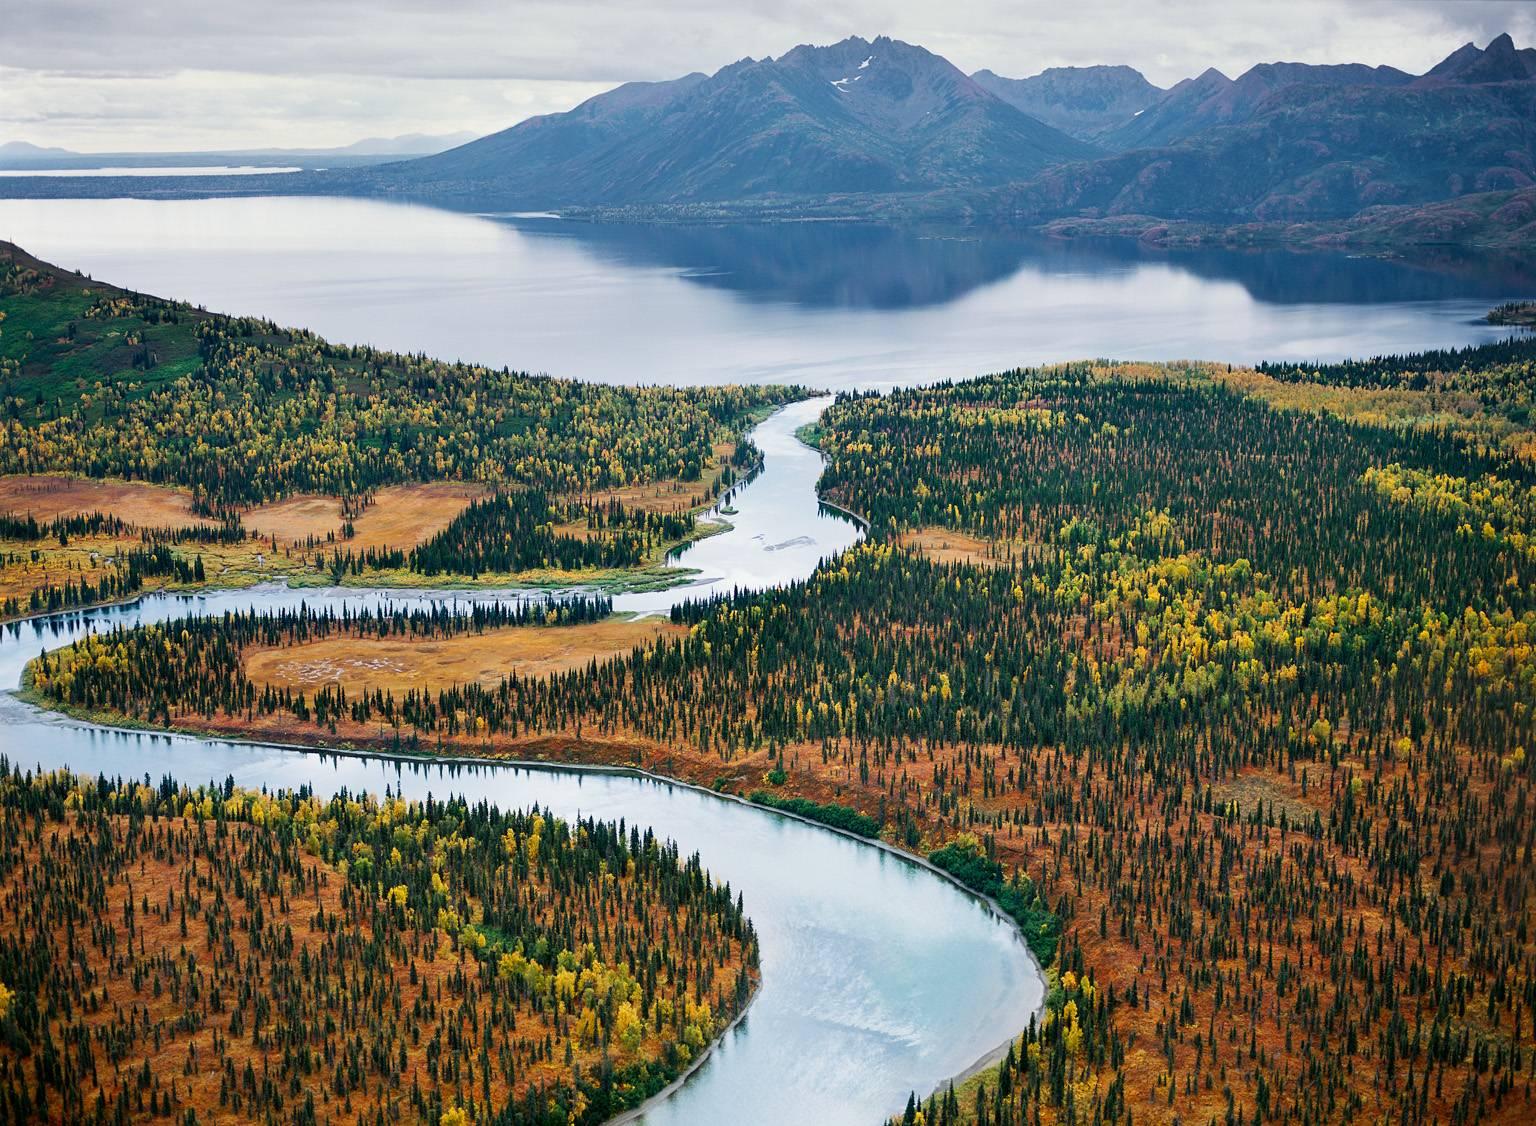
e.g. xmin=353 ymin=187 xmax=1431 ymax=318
xmin=0 ymin=546 xmax=712 ymax=630
xmin=1 ymin=181 xmax=1529 ymax=252
xmin=606 ymin=978 xmax=760 ymax=1126
xmin=812 ymin=495 xmax=869 ymax=530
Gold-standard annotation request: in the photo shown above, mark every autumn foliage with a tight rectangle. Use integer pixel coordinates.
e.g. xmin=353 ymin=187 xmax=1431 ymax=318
xmin=0 ymin=765 xmax=757 ymax=1125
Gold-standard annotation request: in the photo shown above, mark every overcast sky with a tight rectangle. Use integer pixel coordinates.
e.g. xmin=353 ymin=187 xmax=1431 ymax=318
xmin=3 ymin=0 xmax=1533 ymax=152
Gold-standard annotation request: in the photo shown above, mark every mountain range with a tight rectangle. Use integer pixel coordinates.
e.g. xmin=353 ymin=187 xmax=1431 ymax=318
xmin=376 ymin=37 xmax=1096 ymax=204
xmin=975 ymin=39 xmax=1536 ymax=226
xmin=344 ymin=31 xmax=1535 ymax=242
xmin=8 ymin=33 xmax=1534 ymax=246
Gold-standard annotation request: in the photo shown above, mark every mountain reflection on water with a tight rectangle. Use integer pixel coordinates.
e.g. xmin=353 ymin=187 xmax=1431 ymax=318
xmin=0 ymin=196 xmax=1526 ymax=388
xmin=502 ymin=215 xmax=1536 ymax=312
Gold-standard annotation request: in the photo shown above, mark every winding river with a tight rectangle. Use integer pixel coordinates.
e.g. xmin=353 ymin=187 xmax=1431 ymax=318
xmin=0 ymin=399 xmax=1043 ymax=1125
xmin=2 ymin=194 xmax=1522 ymax=1121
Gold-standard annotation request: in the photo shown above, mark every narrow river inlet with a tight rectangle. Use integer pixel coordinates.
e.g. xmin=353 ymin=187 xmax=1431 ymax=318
xmin=0 ymin=401 xmax=1044 ymax=1125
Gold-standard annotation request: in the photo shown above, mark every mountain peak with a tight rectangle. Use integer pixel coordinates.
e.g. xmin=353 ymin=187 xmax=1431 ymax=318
xmin=970 ymin=64 xmax=1162 ymax=139
xmin=1422 ymin=33 xmax=1534 ymax=84
xmin=776 ymin=34 xmax=873 ymax=64
xmin=387 ymin=33 xmax=1093 ymax=207
xmin=1427 ymin=42 xmax=1480 ymax=75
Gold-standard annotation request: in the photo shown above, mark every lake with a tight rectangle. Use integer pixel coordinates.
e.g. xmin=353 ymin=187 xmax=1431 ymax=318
xmin=0 ymin=195 xmax=1527 ymax=391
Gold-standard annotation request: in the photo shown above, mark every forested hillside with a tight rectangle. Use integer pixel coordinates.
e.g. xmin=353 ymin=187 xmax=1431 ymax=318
xmin=0 ymin=765 xmax=757 ymax=1125
xmin=38 ymin=347 xmax=1536 ymax=1124
xmin=1255 ymin=335 xmax=1536 ymax=426
xmin=0 ymin=242 xmax=788 ymax=509
xmin=820 ymin=364 xmax=1536 ymax=1125
xmin=304 ymin=36 xmax=1096 ymax=207
xmin=0 ymin=243 xmax=784 ymax=617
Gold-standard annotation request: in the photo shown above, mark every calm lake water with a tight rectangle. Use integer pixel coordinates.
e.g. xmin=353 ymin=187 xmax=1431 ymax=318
xmin=0 ymin=195 xmax=1527 ymax=390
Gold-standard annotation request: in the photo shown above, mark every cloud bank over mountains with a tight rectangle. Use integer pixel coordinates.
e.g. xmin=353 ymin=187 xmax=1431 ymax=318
xmin=4 ymin=0 xmax=1534 ymax=151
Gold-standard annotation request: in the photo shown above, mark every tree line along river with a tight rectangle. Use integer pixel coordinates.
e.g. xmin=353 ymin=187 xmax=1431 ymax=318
xmin=0 ymin=399 xmax=1045 ymax=1126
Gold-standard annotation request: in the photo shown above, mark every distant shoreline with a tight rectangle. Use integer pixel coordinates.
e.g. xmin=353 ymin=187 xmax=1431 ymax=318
xmin=3 ymin=174 xmax=1532 ymax=253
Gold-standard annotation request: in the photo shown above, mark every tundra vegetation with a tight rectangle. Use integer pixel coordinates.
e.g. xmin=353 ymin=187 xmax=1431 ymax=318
xmin=0 ymin=764 xmax=758 ymax=1125
xmin=34 ymin=339 xmax=1536 ymax=1125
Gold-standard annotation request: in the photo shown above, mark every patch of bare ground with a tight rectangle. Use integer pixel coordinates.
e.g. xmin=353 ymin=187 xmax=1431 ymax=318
xmin=0 ymin=474 xmax=208 ymax=528
xmin=896 ymin=527 xmax=1022 ymax=568
xmin=243 ymin=617 xmax=683 ymax=693
xmin=244 ymin=481 xmax=488 ymax=551
xmin=1211 ymin=766 xmax=1326 ymax=824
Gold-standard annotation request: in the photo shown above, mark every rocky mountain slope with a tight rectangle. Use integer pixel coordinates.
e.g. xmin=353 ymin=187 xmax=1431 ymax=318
xmin=969 ymin=65 xmax=1162 ymax=139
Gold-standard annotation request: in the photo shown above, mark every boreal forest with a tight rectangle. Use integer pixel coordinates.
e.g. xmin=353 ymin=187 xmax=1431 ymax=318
xmin=6 ymin=242 xmax=1536 ymax=1125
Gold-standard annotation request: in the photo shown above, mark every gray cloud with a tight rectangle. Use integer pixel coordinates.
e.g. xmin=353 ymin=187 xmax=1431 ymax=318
xmin=2 ymin=0 xmax=1532 ymax=150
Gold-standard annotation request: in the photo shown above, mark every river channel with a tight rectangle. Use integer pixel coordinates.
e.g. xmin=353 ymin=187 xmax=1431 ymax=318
xmin=0 ymin=399 xmax=1039 ymax=1125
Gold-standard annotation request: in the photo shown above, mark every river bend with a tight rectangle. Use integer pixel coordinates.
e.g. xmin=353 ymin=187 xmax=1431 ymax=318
xmin=0 ymin=400 xmax=1043 ymax=1125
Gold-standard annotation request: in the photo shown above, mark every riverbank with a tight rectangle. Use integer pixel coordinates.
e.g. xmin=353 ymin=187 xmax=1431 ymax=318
xmin=15 ymin=675 xmax=1048 ymax=1000
xmin=15 ymin=646 xmax=1049 ymax=1118
xmin=0 ymin=388 xmax=1044 ymax=1124
xmin=0 ymin=761 xmax=762 ymax=1126
xmin=5 ymin=672 xmax=1046 ymax=1123
xmin=0 ymin=423 xmax=779 ymax=626
xmin=0 ymin=490 xmax=741 ymax=625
